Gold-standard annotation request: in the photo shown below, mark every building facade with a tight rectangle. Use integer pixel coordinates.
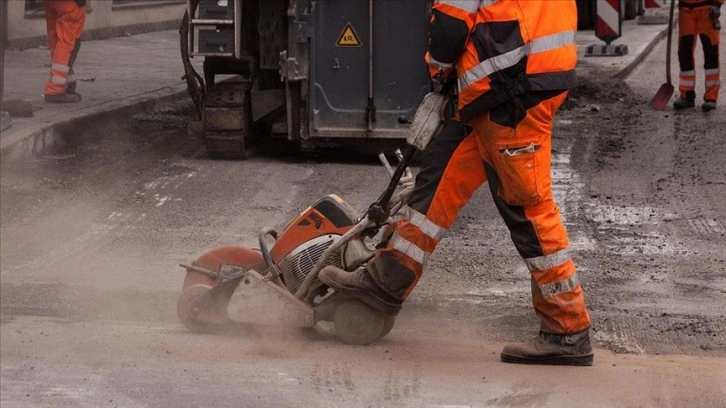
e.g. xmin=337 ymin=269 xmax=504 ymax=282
xmin=5 ymin=0 xmax=187 ymax=50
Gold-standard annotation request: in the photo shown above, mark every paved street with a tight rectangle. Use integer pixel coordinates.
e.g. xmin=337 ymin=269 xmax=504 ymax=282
xmin=2 ymin=10 xmax=726 ymax=408
xmin=1 ymin=93 xmax=724 ymax=406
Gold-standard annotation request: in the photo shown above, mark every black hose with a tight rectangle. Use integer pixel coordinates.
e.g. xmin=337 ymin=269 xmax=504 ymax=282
xmin=258 ymin=228 xmax=279 ymax=269
xmin=179 ymin=1 xmax=206 ymax=120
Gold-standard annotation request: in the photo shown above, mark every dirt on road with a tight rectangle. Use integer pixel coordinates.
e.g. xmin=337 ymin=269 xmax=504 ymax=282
xmin=2 ymin=57 xmax=725 ymax=407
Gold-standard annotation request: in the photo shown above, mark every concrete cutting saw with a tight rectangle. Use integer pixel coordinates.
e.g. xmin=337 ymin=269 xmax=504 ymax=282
xmin=177 ymin=92 xmax=450 ymax=345
xmin=176 ymin=92 xmax=448 ymax=345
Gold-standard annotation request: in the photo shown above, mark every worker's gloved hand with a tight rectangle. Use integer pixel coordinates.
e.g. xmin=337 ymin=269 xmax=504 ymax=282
xmin=431 ymin=68 xmax=457 ymax=95
xmin=711 ymin=5 xmax=721 ymax=19
xmin=711 ymin=6 xmax=722 ymax=29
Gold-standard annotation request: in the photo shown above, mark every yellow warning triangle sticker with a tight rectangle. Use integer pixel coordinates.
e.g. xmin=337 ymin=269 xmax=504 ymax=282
xmin=336 ymin=23 xmax=362 ymax=47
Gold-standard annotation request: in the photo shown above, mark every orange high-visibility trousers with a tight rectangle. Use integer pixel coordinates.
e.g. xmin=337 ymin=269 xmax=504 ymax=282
xmin=367 ymin=90 xmax=591 ymax=335
xmin=677 ymin=6 xmax=721 ymax=102
xmin=44 ymin=0 xmax=86 ymax=96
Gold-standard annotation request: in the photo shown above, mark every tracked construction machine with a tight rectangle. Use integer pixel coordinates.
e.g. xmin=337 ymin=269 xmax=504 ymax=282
xmin=180 ymin=0 xmax=432 ymax=158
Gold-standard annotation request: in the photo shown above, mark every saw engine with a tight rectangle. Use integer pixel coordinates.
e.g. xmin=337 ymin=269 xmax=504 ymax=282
xmin=268 ymin=194 xmax=362 ymax=293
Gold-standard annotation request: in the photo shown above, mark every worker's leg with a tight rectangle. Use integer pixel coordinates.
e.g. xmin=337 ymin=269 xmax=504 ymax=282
xmin=697 ymin=9 xmax=720 ymax=106
xmin=44 ymin=1 xmax=59 ymax=62
xmin=44 ymin=0 xmax=86 ymax=99
xmin=320 ymin=119 xmax=487 ymax=314
xmin=471 ymin=90 xmax=593 ymax=365
xmin=676 ymin=8 xmax=698 ymax=107
xmin=66 ymin=38 xmax=83 ymax=96
xmin=66 ymin=67 xmax=78 ymax=96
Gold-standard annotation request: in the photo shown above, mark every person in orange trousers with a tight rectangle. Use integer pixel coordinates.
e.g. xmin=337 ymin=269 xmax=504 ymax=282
xmin=44 ymin=0 xmax=87 ymax=103
xmin=320 ymin=0 xmax=594 ymax=366
xmin=674 ymin=0 xmax=722 ymax=111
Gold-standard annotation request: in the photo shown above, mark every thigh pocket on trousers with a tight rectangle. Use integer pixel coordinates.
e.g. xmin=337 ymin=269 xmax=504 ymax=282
xmin=490 ymin=142 xmax=549 ymax=206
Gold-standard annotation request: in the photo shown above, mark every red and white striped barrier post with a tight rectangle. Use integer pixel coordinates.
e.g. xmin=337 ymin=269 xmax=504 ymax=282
xmin=586 ymin=0 xmax=629 ymax=56
xmin=596 ymin=0 xmax=622 ymax=45
xmin=639 ymin=0 xmax=670 ymax=25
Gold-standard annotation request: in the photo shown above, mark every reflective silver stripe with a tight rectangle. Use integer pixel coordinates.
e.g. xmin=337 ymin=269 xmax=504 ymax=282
xmin=459 ymin=46 xmax=524 ymax=89
xmin=51 ymin=63 xmax=70 ymax=73
xmin=459 ymin=30 xmax=576 ymax=91
xmin=479 ymin=0 xmax=499 ymax=7
xmin=705 ymin=68 xmax=720 ymax=75
xmin=405 ymin=206 xmax=448 ymax=240
xmin=390 ymin=235 xmax=427 ymax=265
xmin=705 ymin=80 xmax=720 ymax=87
xmin=529 ymin=31 xmax=576 ymax=54
xmin=437 ymin=0 xmax=480 ymax=13
xmin=681 ymin=70 xmax=696 ymax=76
xmin=51 ymin=75 xmax=67 ymax=85
xmin=524 ymin=249 xmax=571 ymax=272
xmin=535 ymin=274 xmax=580 ymax=298
xmin=426 ymin=54 xmax=455 ymax=69
xmin=680 ymin=79 xmax=695 ymax=87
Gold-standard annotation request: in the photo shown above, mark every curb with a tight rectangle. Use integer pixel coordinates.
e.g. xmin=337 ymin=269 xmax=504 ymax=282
xmin=614 ymin=23 xmax=670 ymax=79
xmin=0 ymin=85 xmax=191 ymax=162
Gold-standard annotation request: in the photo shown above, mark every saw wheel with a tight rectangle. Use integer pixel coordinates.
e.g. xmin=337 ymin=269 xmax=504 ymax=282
xmin=380 ymin=314 xmax=395 ymax=339
xmin=334 ymin=298 xmax=386 ymax=346
xmin=177 ymin=284 xmax=218 ymax=333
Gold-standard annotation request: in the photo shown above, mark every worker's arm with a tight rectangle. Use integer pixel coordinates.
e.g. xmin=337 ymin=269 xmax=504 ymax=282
xmin=425 ymin=0 xmax=478 ymax=86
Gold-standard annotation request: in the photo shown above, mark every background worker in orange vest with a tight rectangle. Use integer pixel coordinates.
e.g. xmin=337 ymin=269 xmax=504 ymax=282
xmin=320 ymin=0 xmax=594 ymax=366
xmin=674 ymin=0 xmax=722 ymax=111
xmin=44 ymin=0 xmax=87 ymax=103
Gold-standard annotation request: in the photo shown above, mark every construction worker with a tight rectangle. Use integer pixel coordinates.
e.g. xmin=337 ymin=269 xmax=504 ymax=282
xmin=44 ymin=0 xmax=87 ymax=103
xmin=320 ymin=0 xmax=594 ymax=366
xmin=674 ymin=0 xmax=722 ymax=111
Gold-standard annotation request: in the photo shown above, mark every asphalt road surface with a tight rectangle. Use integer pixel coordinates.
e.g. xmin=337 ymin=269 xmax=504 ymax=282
xmin=2 ymin=33 xmax=725 ymax=407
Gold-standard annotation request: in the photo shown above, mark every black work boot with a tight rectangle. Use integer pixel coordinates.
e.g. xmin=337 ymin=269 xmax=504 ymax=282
xmin=702 ymin=100 xmax=717 ymax=112
xmin=500 ymin=329 xmax=594 ymax=366
xmin=319 ymin=265 xmax=403 ymax=315
xmin=673 ymin=91 xmax=696 ymax=109
xmin=65 ymin=82 xmax=82 ymax=99
xmin=45 ymin=93 xmax=81 ymax=103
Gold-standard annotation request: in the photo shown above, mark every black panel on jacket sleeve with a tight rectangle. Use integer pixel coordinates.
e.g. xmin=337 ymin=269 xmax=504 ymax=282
xmin=428 ymin=10 xmax=469 ymax=64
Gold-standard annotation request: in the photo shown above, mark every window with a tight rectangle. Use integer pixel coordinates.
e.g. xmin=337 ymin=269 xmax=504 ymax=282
xmin=24 ymin=0 xmax=43 ymax=14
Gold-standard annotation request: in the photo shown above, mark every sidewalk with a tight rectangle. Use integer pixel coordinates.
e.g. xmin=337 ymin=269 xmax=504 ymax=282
xmin=0 ymin=30 xmax=201 ymax=160
xmin=0 ymin=17 xmax=670 ymax=159
xmin=577 ymin=15 xmax=671 ymax=78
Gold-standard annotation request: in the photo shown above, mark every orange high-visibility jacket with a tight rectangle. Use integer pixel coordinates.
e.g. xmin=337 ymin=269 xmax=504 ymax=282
xmin=426 ymin=0 xmax=579 ymax=122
